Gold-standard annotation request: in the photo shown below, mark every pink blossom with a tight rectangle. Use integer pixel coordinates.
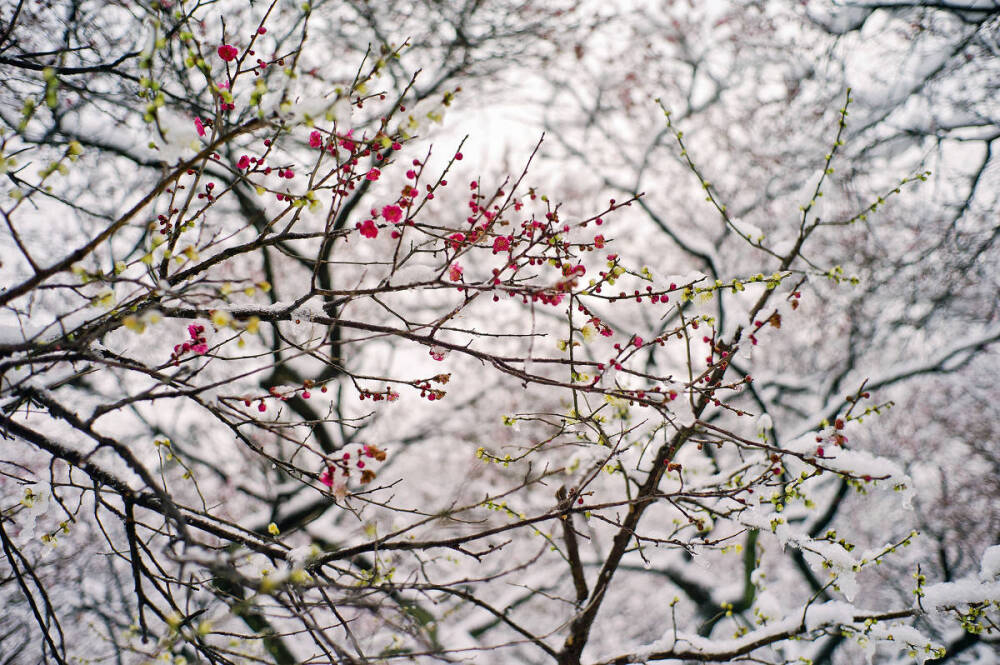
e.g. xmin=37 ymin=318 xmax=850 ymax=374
xmin=448 ymin=263 xmax=463 ymax=282
xmin=365 ymin=168 xmax=381 ymax=181
xmin=447 ymin=232 xmax=465 ymax=249
xmin=309 ymin=131 xmax=323 ymax=148
xmin=217 ymin=44 xmax=239 ymax=62
xmin=492 ymin=236 xmax=511 ymax=254
xmin=381 ymin=205 xmax=402 ymax=223
xmin=319 ymin=465 xmax=349 ymax=498
xmin=358 ymin=220 xmax=378 ymax=239
xmin=319 ymin=466 xmax=334 ymax=487
xmin=237 ymin=155 xmax=250 ymax=170
xmin=429 ymin=345 xmax=447 ymax=361
xmin=194 ymin=117 xmax=206 ymax=137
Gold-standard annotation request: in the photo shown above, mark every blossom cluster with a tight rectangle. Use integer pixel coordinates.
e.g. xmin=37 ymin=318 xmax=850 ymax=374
xmin=319 ymin=443 xmax=388 ymax=498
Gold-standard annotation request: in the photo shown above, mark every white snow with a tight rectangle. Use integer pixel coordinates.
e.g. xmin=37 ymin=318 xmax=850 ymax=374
xmin=979 ymin=544 xmax=1000 ymax=581
xmin=804 ymin=601 xmax=855 ymax=631
xmin=923 ymin=579 xmax=1000 ymax=610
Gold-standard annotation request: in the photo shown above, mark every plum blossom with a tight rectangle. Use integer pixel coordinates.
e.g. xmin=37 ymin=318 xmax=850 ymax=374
xmin=188 ymin=324 xmax=208 ymax=354
xmin=217 ymin=44 xmax=239 ymax=62
xmin=170 ymin=324 xmax=208 ymax=364
xmin=319 ymin=467 xmax=349 ymax=499
xmin=319 ymin=442 xmax=387 ymax=499
xmin=448 ymin=263 xmax=463 ymax=281
xmin=358 ymin=220 xmax=378 ymax=238
xmin=492 ymin=236 xmax=511 ymax=254
xmin=381 ymin=205 xmax=402 ymax=223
